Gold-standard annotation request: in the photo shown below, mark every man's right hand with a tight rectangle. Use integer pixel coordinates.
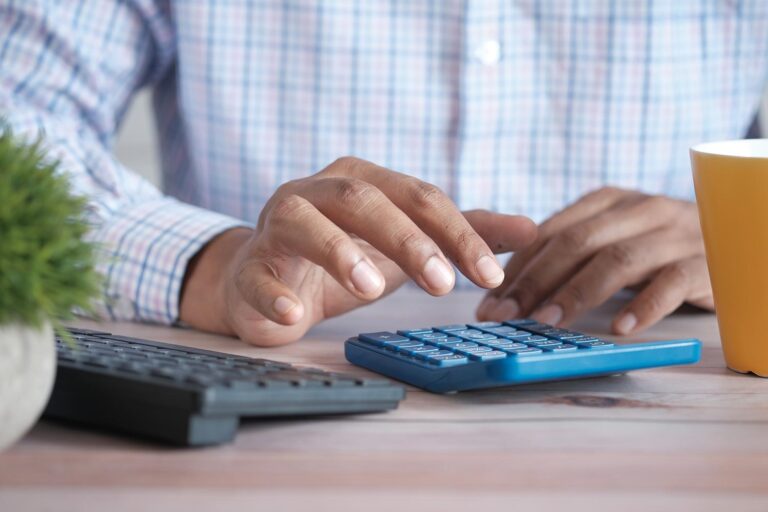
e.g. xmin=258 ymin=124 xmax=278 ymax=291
xmin=180 ymin=157 xmax=537 ymax=346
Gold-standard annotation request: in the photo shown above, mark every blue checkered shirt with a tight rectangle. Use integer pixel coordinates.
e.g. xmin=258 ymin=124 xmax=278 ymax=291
xmin=2 ymin=1 xmax=768 ymax=324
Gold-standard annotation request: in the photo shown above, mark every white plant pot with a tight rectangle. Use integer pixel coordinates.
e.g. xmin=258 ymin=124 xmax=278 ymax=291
xmin=0 ymin=322 xmax=55 ymax=450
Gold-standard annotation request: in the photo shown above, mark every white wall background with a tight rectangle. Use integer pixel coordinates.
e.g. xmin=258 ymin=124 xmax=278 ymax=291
xmin=115 ymin=90 xmax=768 ymax=192
xmin=115 ymin=91 xmax=161 ymax=187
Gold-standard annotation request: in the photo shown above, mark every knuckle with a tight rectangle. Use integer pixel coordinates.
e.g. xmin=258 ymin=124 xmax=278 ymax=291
xmin=395 ymin=229 xmax=429 ymax=254
xmin=512 ymin=275 xmax=543 ymax=304
xmin=319 ymin=233 xmax=352 ymax=263
xmin=331 ymin=155 xmax=366 ymax=174
xmin=554 ymin=225 xmax=592 ymax=252
xmin=590 ymin=185 xmax=622 ymax=199
xmin=269 ymin=194 xmax=308 ymax=221
xmin=640 ymin=292 xmax=667 ymax=316
xmin=602 ymin=243 xmax=635 ymax=268
xmin=334 ymin=178 xmax=377 ymax=209
xmin=641 ymin=194 xmax=671 ymax=214
xmin=408 ymin=180 xmax=446 ymax=209
xmin=559 ymin=283 xmax=588 ymax=310
xmin=665 ymin=261 xmax=690 ymax=283
xmin=454 ymin=229 xmax=483 ymax=255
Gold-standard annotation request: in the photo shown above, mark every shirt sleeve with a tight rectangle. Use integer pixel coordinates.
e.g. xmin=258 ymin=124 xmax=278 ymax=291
xmin=0 ymin=0 xmax=250 ymax=324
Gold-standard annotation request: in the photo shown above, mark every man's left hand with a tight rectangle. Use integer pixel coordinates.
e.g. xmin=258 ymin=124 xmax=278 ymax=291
xmin=476 ymin=187 xmax=714 ymax=334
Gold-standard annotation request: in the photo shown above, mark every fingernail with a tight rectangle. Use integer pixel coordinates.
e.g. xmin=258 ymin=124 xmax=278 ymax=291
xmin=493 ymin=298 xmax=520 ymax=320
xmin=422 ymin=255 xmax=455 ymax=292
xmin=350 ymin=259 xmax=384 ymax=295
xmin=475 ymin=254 xmax=504 ymax=286
xmin=477 ymin=296 xmax=499 ymax=318
xmin=273 ymin=296 xmax=297 ymax=316
xmin=532 ymin=303 xmax=563 ymax=326
xmin=615 ymin=312 xmax=637 ymax=334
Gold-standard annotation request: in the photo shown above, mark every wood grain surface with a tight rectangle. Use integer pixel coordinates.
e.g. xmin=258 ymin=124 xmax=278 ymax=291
xmin=1 ymin=288 xmax=767 ymax=511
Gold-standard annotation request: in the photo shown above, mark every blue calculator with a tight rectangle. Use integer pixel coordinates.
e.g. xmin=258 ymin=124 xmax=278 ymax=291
xmin=345 ymin=319 xmax=701 ymax=393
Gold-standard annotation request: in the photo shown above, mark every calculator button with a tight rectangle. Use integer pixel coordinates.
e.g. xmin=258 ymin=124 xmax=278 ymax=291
xmin=454 ymin=346 xmax=493 ymax=356
xmin=494 ymin=342 xmax=529 ymax=351
xmin=427 ymin=354 xmax=469 ymax=367
xmin=577 ymin=340 xmax=615 ymax=349
xmin=432 ymin=337 xmax=464 ymax=347
xmin=359 ymin=332 xmax=410 ymax=346
xmin=500 ymin=331 xmax=535 ymax=339
xmin=568 ymin=337 xmax=600 ymax=344
xmin=503 ymin=319 xmax=537 ymax=327
xmin=404 ymin=345 xmax=440 ymax=355
xmin=422 ymin=350 xmax=454 ymax=358
xmin=433 ymin=324 xmax=470 ymax=332
xmin=468 ymin=350 xmax=507 ymax=361
xmin=543 ymin=344 xmax=578 ymax=352
xmin=482 ymin=326 xmax=523 ymax=336
xmin=512 ymin=323 xmax=551 ymax=334
xmin=555 ymin=334 xmax=591 ymax=342
xmin=467 ymin=321 xmax=502 ymax=329
xmin=525 ymin=340 xmax=562 ymax=348
xmin=454 ymin=330 xmax=497 ymax=341
xmin=380 ymin=340 xmax=425 ymax=350
xmin=512 ymin=335 xmax=549 ymax=343
xmin=410 ymin=332 xmax=449 ymax=341
xmin=504 ymin=347 xmax=543 ymax=356
xmin=394 ymin=343 xmax=426 ymax=353
xmin=397 ymin=327 xmax=434 ymax=336
xmin=449 ymin=342 xmax=480 ymax=350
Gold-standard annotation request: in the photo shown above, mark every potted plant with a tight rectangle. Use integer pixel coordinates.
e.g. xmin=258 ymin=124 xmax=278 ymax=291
xmin=0 ymin=127 xmax=100 ymax=450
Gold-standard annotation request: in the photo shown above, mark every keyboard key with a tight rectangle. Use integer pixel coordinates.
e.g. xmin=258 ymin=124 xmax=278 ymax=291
xmin=433 ymin=324 xmax=469 ymax=332
xmin=426 ymin=354 xmax=469 ymax=367
xmin=397 ymin=327 xmax=433 ymax=336
xmin=543 ymin=344 xmax=578 ymax=352
xmin=359 ymin=332 xmax=410 ymax=346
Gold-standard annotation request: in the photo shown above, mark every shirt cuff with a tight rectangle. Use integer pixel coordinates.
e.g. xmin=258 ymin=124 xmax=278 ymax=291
xmin=92 ymin=197 xmax=251 ymax=324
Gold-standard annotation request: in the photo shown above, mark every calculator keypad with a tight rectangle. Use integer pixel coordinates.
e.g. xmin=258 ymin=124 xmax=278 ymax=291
xmin=358 ymin=320 xmax=614 ymax=367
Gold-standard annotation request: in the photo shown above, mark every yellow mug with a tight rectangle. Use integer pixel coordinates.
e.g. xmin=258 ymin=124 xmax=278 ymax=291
xmin=691 ymin=139 xmax=768 ymax=377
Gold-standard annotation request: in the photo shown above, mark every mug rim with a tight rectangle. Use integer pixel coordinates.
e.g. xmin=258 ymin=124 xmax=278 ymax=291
xmin=691 ymin=138 xmax=768 ymax=159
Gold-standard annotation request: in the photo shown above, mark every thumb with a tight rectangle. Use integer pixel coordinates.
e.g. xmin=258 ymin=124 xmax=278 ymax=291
xmin=463 ymin=209 xmax=538 ymax=254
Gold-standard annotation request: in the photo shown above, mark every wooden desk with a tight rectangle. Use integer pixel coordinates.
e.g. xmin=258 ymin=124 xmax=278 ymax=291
xmin=2 ymin=288 xmax=767 ymax=511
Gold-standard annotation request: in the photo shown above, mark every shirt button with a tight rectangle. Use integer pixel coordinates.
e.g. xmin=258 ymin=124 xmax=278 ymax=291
xmin=474 ymin=40 xmax=501 ymax=66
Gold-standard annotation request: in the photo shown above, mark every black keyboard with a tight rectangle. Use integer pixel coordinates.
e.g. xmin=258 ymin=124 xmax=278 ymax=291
xmin=45 ymin=327 xmax=405 ymax=446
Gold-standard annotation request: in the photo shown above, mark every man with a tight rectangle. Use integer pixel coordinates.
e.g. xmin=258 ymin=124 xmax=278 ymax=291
xmin=3 ymin=1 xmax=761 ymax=346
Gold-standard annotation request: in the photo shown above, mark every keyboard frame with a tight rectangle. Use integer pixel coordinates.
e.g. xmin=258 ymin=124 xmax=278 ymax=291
xmin=46 ymin=328 xmax=405 ymax=446
xmin=345 ymin=325 xmax=701 ymax=393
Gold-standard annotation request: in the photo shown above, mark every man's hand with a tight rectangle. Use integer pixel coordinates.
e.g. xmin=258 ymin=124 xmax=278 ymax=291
xmin=476 ymin=187 xmax=714 ymax=334
xmin=180 ymin=157 xmax=537 ymax=346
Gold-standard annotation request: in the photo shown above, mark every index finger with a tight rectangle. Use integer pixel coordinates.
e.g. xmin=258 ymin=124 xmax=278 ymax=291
xmin=327 ymin=157 xmax=522 ymax=288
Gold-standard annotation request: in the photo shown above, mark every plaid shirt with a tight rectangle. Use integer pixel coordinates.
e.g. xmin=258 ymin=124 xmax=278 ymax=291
xmin=2 ymin=1 xmax=768 ymax=324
